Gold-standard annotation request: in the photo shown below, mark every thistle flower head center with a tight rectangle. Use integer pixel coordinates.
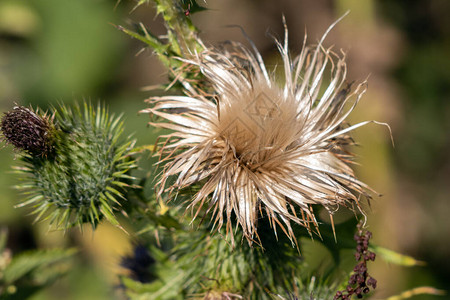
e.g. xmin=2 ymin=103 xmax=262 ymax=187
xmin=217 ymin=84 xmax=298 ymax=169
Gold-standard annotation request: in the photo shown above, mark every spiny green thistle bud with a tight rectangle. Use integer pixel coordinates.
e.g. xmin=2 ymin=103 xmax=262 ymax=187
xmin=1 ymin=105 xmax=55 ymax=156
xmin=9 ymin=102 xmax=137 ymax=230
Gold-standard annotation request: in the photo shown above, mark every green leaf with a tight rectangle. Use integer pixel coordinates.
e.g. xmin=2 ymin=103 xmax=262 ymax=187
xmin=369 ymin=245 xmax=426 ymax=267
xmin=385 ymin=286 xmax=446 ymax=300
xmin=3 ymin=248 xmax=77 ymax=284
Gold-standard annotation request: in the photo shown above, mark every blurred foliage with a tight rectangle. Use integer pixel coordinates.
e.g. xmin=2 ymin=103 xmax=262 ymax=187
xmin=0 ymin=1 xmax=148 ymax=299
xmin=376 ymin=0 xmax=450 ymax=182
xmin=377 ymin=0 xmax=450 ymax=295
xmin=0 ymin=0 xmax=125 ymax=106
xmin=0 ymin=229 xmax=76 ymax=300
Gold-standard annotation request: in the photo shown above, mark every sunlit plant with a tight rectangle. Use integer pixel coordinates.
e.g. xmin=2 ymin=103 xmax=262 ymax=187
xmin=1 ymin=103 xmax=137 ymax=230
xmin=0 ymin=1 xmax=442 ymax=300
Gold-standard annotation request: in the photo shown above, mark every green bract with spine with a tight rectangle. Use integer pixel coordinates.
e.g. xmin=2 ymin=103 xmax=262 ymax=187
xmin=11 ymin=102 xmax=137 ymax=230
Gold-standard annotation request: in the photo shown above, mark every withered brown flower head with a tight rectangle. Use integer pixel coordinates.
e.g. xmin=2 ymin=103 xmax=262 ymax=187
xmin=143 ymin=20 xmax=383 ymax=245
xmin=1 ymin=105 xmax=54 ymax=156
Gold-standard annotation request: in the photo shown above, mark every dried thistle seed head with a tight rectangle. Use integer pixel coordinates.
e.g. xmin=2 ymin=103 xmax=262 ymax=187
xmin=1 ymin=105 xmax=54 ymax=156
xmin=143 ymin=19 xmax=383 ymax=246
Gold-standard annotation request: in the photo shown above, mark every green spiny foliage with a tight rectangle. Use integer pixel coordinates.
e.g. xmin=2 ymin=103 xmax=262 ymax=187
xmin=117 ymin=0 xmax=205 ymax=88
xmin=118 ymin=169 xmax=359 ymax=299
xmin=9 ymin=102 xmax=137 ymax=230
xmin=120 ymin=207 xmax=348 ymax=300
xmin=121 ymin=232 xmax=340 ymax=300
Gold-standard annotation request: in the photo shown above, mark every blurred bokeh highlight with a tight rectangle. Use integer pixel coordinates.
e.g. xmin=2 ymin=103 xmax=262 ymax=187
xmin=0 ymin=0 xmax=448 ymax=299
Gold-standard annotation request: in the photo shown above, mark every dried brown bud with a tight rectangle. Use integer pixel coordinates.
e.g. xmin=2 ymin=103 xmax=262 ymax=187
xmin=1 ymin=105 xmax=54 ymax=156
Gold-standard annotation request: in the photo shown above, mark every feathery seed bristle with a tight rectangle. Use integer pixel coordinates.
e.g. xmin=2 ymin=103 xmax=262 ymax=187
xmin=143 ymin=21 xmax=383 ymax=245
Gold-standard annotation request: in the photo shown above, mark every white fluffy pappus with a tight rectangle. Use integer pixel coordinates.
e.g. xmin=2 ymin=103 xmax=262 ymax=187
xmin=142 ymin=18 xmax=388 ymax=246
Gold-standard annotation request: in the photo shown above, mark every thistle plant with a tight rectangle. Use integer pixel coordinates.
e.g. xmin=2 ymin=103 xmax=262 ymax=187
xmin=1 ymin=102 xmax=137 ymax=230
xmin=1 ymin=105 xmax=55 ymax=157
xmin=0 ymin=1 xmax=442 ymax=300
xmin=142 ymin=17 xmax=384 ymax=246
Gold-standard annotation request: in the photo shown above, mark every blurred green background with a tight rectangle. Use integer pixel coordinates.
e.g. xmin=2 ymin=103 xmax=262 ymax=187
xmin=0 ymin=0 xmax=449 ymax=299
